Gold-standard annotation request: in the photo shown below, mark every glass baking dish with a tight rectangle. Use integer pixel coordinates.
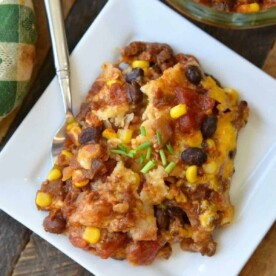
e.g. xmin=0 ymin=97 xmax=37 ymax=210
xmin=166 ymin=0 xmax=276 ymax=28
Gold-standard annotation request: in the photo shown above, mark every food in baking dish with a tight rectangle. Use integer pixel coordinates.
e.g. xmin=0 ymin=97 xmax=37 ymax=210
xmin=36 ymin=41 xmax=249 ymax=265
xmin=194 ymin=0 xmax=276 ymax=12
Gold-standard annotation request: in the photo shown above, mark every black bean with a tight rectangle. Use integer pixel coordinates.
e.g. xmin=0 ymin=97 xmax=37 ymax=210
xmin=167 ymin=206 xmax=182 ymax=219
xmin=167 ymin=206 xmax=190 ymax=225
xmin=155 ymin=207 xmax=170 ymax=230
xmin=185 ymin=65 xmax=203 ymax=85
xmin=126 ymin=81 xmax=143 ymax=104
xmin=78 ymin=127 xmax=101 ymax=144
xmin=201 ymin=115 xmax=218 ymax=138
xmin=43 ymin=213 xmax=66 ymax=234
xmin=181 ymin=147 xmax=207 ymax=166
xmin=125 ymin=68 xmax=144 ymax=83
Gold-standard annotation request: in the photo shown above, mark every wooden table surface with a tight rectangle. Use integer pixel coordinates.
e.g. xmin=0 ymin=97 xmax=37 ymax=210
xmin=0 ymin=0 xmax=275 ymax=275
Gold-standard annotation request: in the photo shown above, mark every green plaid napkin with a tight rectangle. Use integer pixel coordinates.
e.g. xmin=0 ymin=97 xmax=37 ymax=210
xmin=0 ymin=0 xmax=36 ymax=120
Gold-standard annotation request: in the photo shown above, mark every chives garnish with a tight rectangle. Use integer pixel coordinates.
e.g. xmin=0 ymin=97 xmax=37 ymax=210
xmin=156 ymin=130 xmax=162 ymax=145
xmin=137 ymin=141 xmax=152 ymax=150
xmin=166 ymin=143 xmax=174 ymax=155
xmin=141 ymin=160 xmax=156 ymax=174
xmin=129 ymin=149 xmax=137 ymax=155
xmin=127 ymin=149 xmax=137 ymax=158
xmin=110 ymin=149 xmax=129 ymax=156
xmin=146 ymin=146 xmax=152 ymax=160
xmin=165 ymin=161 xmax=176 ymax=174
xmin=139 ymin=154 xmax=145 ymax=164
xmin=118 ymin=144 xmax=127 ymax=152
xmin=159 ymin=149 xmax=167 ymax=166
xmin=140 ymin=126 xmax=146 ymax=137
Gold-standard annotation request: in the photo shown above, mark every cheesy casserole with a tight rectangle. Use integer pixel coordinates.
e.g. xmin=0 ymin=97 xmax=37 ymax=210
xmin=36 ymin=42 xmax=249 ymax=265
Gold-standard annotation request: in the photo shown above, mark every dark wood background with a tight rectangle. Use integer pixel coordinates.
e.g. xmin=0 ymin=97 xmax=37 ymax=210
xmin=0 ymin=0 xmax=275 ymax=275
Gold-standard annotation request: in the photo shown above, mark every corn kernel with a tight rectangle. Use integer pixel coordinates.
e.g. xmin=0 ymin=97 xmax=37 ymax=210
xmin=36 ymin=192 xmax=52 ymax=207
xmin=132 ymin=60 xmax=149 ymax=69
xmin=82 ymin=227 xmax=101 ymax=244
xmin=236 ymin=3 xmax=260 ymax=13
xmin=68 ymin=125 xmax=81 ymax=146
xmin=102 ymin=128 xmax=117 ymax=140
xmin=72 ymin=169 xmax=89 ymax=187
xmin=117 ymin=129 xmax=133 ymax=144
xmin=61 ymin=150 xmax=73 ymax=159
xmin=206 ymin=139 xmax=215 ymax=148
xmin=74 ymin=179 xmax=89 ymax=187
xmin=170 ymin=104 xmax=187 ymax=119
xmin=106 ymin=79 xmax=121 ymax=88
xmin=203 ymin=161 xmax=217 ymax=174
xmin=66 ymin=121 xmax=78 ymax=131
xmin=47 ymin=168 xmax=62 ymax=181
xmin=186 ymin=165 xmax=197 ymax=183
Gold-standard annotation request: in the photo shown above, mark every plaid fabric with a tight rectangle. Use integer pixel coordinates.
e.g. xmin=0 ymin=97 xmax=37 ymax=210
xmin=0 ymin=0 xmax=36 ymax=120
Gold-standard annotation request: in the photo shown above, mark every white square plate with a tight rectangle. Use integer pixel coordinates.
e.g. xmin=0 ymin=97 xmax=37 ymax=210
xmin=1 ymin=0 xmax=276 ymax=275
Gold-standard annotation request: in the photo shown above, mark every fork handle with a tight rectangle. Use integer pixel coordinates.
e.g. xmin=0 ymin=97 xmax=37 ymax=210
xmin=44 ymin=0 xmax=72 ymax=115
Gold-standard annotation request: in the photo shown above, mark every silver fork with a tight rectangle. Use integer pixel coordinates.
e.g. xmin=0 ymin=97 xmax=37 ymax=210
xmin=44 ymin=0 xmax=73 ymax=162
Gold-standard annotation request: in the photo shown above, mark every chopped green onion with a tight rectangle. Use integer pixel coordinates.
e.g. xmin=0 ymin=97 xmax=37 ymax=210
xmin=156 ymin=130 xmax=162 ymax=146
xmin=166 ymin=143 xmax=174 ymax=155
xmin=141 ymin=160 xmax=156 ymax=174
xmin=127 ymin=149 xmax=137 ymax=158
xmin=110 ymin=149 xmax=129 ymax=156
xmin=159 ymin=149 xmax=167 ymax=166
xmin=137 ymin=141 xmax=152 ymax=150
xmin=146 ymin=147 xmax=152 ymax=160
xmin=129 ymin=149 xmax=137 ymax=155
xmin=165 ymin=161 xmax=176 ymax=174
xmin=118 ymin=144 xmax=127 ymax=152
xmin=139 ymin=154 xmax=145 ymax=164
xmin=140 ymin=126 xmax=146 ymax=137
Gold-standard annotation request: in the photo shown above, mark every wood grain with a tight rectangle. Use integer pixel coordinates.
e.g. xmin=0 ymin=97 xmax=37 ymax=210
xmin=240 ymin=223 xmax=276 ymax=276
xmin=12 ymin=234 xmax=91 ymax=276
xmin=0 ymin=212 xmax=31 ymax=276
xmin=196 ymin=24 xmax=276 ymax=69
